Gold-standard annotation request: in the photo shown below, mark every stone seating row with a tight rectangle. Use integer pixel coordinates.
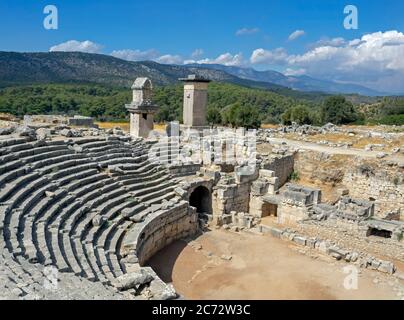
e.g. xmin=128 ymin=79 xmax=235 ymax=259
xmin=0 ymin=136 xmax=180 ymax=297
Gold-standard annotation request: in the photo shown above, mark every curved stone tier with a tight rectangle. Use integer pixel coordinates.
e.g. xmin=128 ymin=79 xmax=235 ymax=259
xmin=0 ymin=135 xmax=197 ymax=300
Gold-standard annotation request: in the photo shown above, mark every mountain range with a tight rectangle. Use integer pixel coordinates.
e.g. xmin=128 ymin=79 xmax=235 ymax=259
xmin=0 ymin=51 xmax=387 ymax=97
xmin=184 ymin=63 xmax=387 ymax=96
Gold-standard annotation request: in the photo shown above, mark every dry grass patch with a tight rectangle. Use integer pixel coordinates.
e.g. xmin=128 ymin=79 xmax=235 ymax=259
xmin=95 ymin=121 xmax=130 ymax=132
xmin=96 ymin=122 xmax=166 ymax=133
xmin=261 ymin=124 xmax=279 ymax=129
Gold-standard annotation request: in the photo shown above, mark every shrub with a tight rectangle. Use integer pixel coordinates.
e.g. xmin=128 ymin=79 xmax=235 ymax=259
xmin=289 ymin=171 xmax=300 ymax=182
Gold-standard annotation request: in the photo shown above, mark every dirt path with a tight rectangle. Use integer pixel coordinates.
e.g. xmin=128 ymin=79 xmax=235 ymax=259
xmin=267 ymin=137 xmax=404 ymax=162
xmin=147 ymin=229 xmax=402 ymax=300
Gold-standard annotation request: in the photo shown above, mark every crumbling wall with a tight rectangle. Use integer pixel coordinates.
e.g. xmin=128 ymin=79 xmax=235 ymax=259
xmin=295 ymin=150 xmax=403 ymax=218
xmin=343 ymin=162 xmax=404 ymax=218
xmin=261 ymin=154 xmax=294 ymax=186
xmin=277 ymin=202 xmax=310 ymax=225
xmin=212 ymin=182 xmax=251 ymax=219
xmin=68 ymin=116 xmax=96 ymax=127
xmin=292 ymin=219 xmax=404 ymax=263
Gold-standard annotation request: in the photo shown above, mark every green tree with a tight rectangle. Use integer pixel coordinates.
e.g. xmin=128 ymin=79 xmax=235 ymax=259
xmin=206 ymin=105 xmax=222 ymax=125
xmin=236 ymin=104 xmax=261 ymax=129
xmin=321 ymin=96 xmax=358 ymax=124
xmin=282 ymin=105 xmax=312 ymax=125
xmin=221 ymin=103 xmax=239 ymax=127
xmin=221 ymin=103 xmax=261 ymax=128
xmin=291 ymin=105 xmax=312 ymax=124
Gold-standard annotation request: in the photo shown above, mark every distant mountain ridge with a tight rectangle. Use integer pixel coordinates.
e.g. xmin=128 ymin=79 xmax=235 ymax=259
xmin=0 ymin=51 xmax=389 ymax=97
xmin=0 ymin=52 xmax=286 ymax=91
xmin=185 ymin=63 xmax=387 ymax=96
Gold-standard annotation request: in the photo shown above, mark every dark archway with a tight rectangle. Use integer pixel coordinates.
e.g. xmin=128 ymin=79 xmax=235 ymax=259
xmin=189 ymin=186 xmax=212 ymax=215
xmin=367 ymin=227 xmax=392 ymax=239
xmin=262 ymin=202 xmax=277 ymax=217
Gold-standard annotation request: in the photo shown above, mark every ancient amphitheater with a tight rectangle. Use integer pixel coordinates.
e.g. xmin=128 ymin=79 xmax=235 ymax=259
xmin=0 ymin=76 xmax=403 ymax=300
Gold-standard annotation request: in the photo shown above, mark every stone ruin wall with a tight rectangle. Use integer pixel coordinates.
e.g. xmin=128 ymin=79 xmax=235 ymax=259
xmin=124 ymin=201 xmax=199 ymax=266
xmin=294 ymin=150 xmax=403 ymax=219
xmin=342 ymin=163 xmax=404 ymax=219
xmin=212 ymin=182 xmax=251 ymax=218
xmin=277 ymin=202 xmax=310 ymax=225
xmin=294 ymin=219 xmax=404 ymax=262
xmin=261 ymin=154 xmax=294 ymax=187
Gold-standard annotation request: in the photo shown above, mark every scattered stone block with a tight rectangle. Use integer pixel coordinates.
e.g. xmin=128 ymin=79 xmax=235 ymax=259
xmin=230 ymin=226 xmax=239 ymax=232
xmin=293 ymin=236 xmax=307 ymax=246
xmin=36 ymin=128 xmax=51 ymax=140
xmin=0 ymin=127 xmax=15 ymax=135
xmin=113 ymin=269 xmax=154 ymax=291
xmin=350 ymin=252 xmax=359 ymax=262
xmin=377 ymin=261 xmax=395 ymax=274
xmin=269 ymin=227 xmax=283 ymax=238
xmin=376 ymin=152 xmax=387 ymax=159
xmin=174 ymin=187 xmax=187 ymax=198
xmin=306 ymin=238 xmax=317 ymax=249
xmin=221 ymin=254 xmax=232 ymax=261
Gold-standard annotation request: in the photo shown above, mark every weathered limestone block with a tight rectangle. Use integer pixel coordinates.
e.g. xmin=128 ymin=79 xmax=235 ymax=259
xmin=293 ymin=236 xmax=307 ymax=246
xmin=267 ymin=177 xmax=279 ymax=195
xmin=36 ymin=128 xmax=51 ymax=140
xmin=199 ymin=167 xmax=221 ymax=182
xmin=0 ymin=127 xmax=15 ymax=135
xmin=259 ymin=169 xmax=275 ymax=179
xmin=113 ymin=269 xmax=154 ymax=291
xmin=277 ymin=203 xmax=310 ymax=225
xmin=377 ymin=261 xmax=395 ymax=274
xmin=269 ymin=227 xmax=283 ymax=238
xmin=312 ymin=203 xmax=335 ymax=220
xmin=235 ymin=166 xmax=259 ymax=184
xmin=251 ymin=179 xmax=269 ymax=196
xmin=249 ymin=195 xmax=264 ymax=218
xmin=217 ymin=186 xmax=236 ymax=199
xmin=17 ymin=126 xmax=36 ymax=139
xmin=260 ymin=154 xmax=294 ymax=187
xmin=306 ymin=237 xmax=317 ymax=248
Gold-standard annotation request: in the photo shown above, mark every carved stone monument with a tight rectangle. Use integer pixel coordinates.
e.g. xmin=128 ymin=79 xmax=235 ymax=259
xmin=179 ymin=74 xmax=211 ymax=128
xmin=126 ymin=77 xmax=159 ymax=138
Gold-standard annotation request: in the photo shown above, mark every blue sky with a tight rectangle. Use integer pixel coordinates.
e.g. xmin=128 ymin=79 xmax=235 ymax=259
xmin=1 ymin=0 xmax=404 ymax=92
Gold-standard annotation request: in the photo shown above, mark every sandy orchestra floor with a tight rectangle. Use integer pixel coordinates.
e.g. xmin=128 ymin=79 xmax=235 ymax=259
xmin=148 ymin=229 xmax=401 ymax=300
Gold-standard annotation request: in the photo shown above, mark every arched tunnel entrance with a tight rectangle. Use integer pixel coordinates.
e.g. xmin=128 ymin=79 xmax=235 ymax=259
xmin=189 ymin=186 xmax=212 ymax=216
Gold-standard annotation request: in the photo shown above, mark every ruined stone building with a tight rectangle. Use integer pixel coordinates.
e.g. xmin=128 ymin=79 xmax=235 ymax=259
xmin=0 ymin=76 xmax=402 ymax=300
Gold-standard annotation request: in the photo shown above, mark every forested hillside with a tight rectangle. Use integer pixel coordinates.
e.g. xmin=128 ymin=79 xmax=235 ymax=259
xmin=0 ymin=51 xmax=403 ymax=127
xmin=0 ymin=83 xmax=300 ymax=124
xmin=1 ymin=82 xmax=402 ymax=126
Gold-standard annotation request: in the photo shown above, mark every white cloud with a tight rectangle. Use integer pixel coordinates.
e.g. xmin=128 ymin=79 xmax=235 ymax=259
xmin=49 ymin=40 xmax=103 ymax=53
xmin=110 ymin=49 xmax=159 ymax=61
xmin=312 ymin=37 xmax=347 ymax=48
xmin=196 ymin=52 xmax=246 ymax=66
xmin=288 ymin=30 xmax=305 ymax=41
xmin=284 ymin=68 xmax=306 ymax=76
xmin=250 ymin=48 xmax=289 ymax=65
xmin=191 ymin=49 xmax=204 ymax=58
xmin=156 ymin=54 xmax=183 ymax=65
xmin=260 ymin=30 xmax=404 ymax=93
xmin=288 ymin=31 xmax=404 ymax=78
xmin=111 ymin=49 xmax=183 ymax=65
xmin=110 ymin=48 xmax=245 ymax=67
xmin=236 ymin=27 xmax=260 ymax=36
